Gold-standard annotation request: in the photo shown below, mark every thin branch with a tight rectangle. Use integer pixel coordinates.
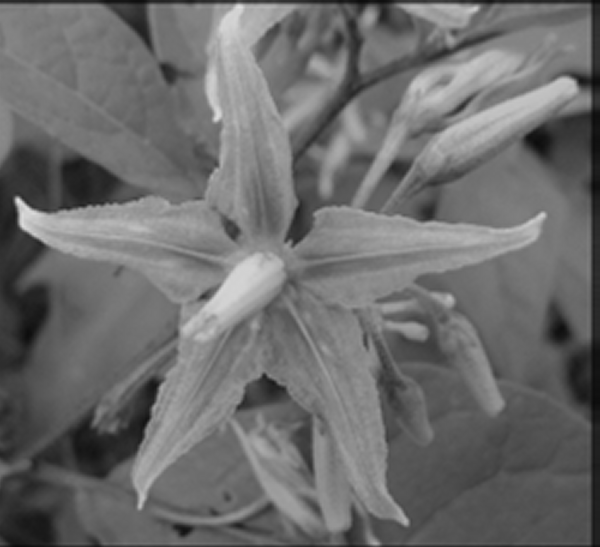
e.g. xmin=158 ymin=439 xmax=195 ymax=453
xmin=292 ymin=4 xmax=363 ymax=165
xmin=292 ymin=20 xmax=509 ymax=167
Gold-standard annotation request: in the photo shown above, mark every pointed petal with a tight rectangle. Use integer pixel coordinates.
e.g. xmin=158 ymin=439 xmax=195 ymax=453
xmin=261 ymin=289 xmax=409 ymax=526
xmin=294 ymin=206 xmax=546 ymax=309
xmin=15 ymin=197 xmax=237 ymax=303
xmin=132 ymin=307 xmax=263 ymax=506
xmin=435 ymin=310 xmax=506 ymax=416
xmin=205 ymin=6 xmax=297 ymax=243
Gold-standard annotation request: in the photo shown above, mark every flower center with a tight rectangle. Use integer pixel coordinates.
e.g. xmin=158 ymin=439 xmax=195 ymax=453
xmin=181 ymin=251 xmax=286 ymax=343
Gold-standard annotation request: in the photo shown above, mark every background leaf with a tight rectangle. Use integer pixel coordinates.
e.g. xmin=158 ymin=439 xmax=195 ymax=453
xmin=148 ymin=4 xmax=219 ymax=156
xmin=76 ymin=402 xmax=304 ymax=545
xmin=0 ymin=5 xmax=198 ymax=198
xmin=430 ymin=144 xmax=568 ymax=386
xmin=374 ymin=362 xmax=591 ymax=545
xmin=7 ymin=250 xmax=176 ymax=460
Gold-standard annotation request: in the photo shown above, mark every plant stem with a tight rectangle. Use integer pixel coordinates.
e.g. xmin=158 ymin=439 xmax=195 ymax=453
xmin=292 ymin=4 xmax=363 ymax=165
xmin=291 ymin=18 xmax=510 ymax=168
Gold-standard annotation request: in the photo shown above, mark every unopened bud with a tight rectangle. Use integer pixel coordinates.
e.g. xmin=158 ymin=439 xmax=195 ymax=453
xmin=436 ymin=311 xmax=505 ymax=416
xmin=383 ymin=77 xmax=578 ymax=212
xmin=181 ymin=252 xmax=286 ymax=342
xmin=353 ymin=44 xmax=561 ymax=209
xmin=400 ymin=49 xmax=526 ymax=136
xmin=379 ymin=365 xmax=434 ymax=446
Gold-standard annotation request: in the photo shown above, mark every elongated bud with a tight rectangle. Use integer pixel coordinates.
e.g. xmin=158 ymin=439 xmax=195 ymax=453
xmin=400 ymin=49 xmax=526 ymax=136
xmin=358 ymin=309 xmax=434 ymax=445
xmin=383 ymin=77 xmax=578 ymax=212
xmin=436 ymin=311 xmax=505 ymax=416
xmin=181 ymin=252 xmax=286 ymax=342
xmin=352 ymin=44 xmax=560 ymax=209
xmin=409 ymin=287 xmax=505 ymax=416
xmin=379 ymin=364 xmax=434 ymax=446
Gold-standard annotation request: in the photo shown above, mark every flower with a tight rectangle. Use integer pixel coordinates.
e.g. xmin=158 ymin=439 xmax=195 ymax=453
xmin=16 ymin=5 xmax=546 ymax=528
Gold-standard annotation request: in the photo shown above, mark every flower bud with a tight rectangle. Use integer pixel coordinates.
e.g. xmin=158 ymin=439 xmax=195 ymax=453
xmin=352 ymin=44 xmax=562 ymax=209
xmin=181 ymin=252 xmax=286 ymax=342
xmin=383 ymin=77 xmax=578 ymax=212
xmin=410 ymin=287 xmax=505 ymax=416
xmin=400 ymin=49 xmax=526 ymax=136
xmin=435 ymin=311 xmax=506 ymax=416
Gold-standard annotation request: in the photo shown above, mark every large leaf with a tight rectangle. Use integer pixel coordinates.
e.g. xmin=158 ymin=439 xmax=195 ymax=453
xmin=373 ymin=362 xmax=591 ymax=545
xmin=148 ymin=4 xmax=218 ymax=153
xmin=205 ymin=6 xmax=297 ymax=244
xmin=77 ymin=402 xmax=303 ymax=545
xmin=294 ymin=205 xmax=545 ymax=309
xmin=261 ymin=290 xmax=408 ymax=526
xmin=16 ymin=196 xmax=238 ymax=304
xmin=432 ymin=144 xmax=568 ymax=383
xmin=0 ymin=5 xmax=198 ymax=198
xmin=9 ymin=251 xmax=176 ymax=461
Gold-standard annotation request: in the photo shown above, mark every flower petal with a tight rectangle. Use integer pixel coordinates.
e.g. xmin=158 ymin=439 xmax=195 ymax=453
xmin=261 ymin=288 xmax=409 ymax=526
xmin=205 ymin=5 xmax=297 ymax=243
xmin=15 ymin=196 xmax=238 ymax=303
xmin=132 ymin=307 xmax=263 ymax=506
xmin=293 ymin=206 xmax=545 ymax=309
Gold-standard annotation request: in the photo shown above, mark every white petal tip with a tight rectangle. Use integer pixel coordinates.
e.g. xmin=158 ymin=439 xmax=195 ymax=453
xmin=135 ymin=490 xmax=147 ymax=511
xmin=398 ymin=511 xmax=410 ymax=528
xmin=521 ymin=212 xmax=547 ymax=241
xmin=483 ymin=394 xmax=506 ymax=417
xmin=219 ymin=4 xmax=244 ymax=37
xmin=553 ymin=76 xmax=580 ymax=98
xmin=14 ymin=197 xmax=41 ymax=233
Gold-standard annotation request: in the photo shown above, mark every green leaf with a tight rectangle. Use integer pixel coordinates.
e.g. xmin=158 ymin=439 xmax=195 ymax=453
xmin=0 ymin=5 xmax=198 ymax=198
xmin=77 ymin=403 xmax=301 ymax=545
xmin=16 ymin=196 xmax=237 ymax=304
xmin=148 ymin=4 xmax=218 ymax=150
xmin=373 ymin=362 xmax=591 ymax=545
xmin=205 ymin=6 xmax=297 ymax=243
xmin=132 ymin=315 xmax=263 ymax=507
xmin=9 ymin=253 xmax=176 ymax=461
xmin=433 ymin=145 xmax=568 ymax=382
xmin=294 ymin=206 xmax=546 ymax=309
xmin=261 ymin=289 xmax=408 ymax=526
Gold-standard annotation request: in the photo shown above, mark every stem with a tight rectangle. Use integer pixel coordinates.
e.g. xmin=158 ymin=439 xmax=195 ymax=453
xmin=292 ymin=18 xmax=509 ymax=168
xmin=292 ymin=4 xmax=363 ymax=165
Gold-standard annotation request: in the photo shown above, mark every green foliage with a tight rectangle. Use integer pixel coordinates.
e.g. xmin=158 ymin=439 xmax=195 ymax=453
xmin=0 ymin=3 xmax=590 ymax=545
